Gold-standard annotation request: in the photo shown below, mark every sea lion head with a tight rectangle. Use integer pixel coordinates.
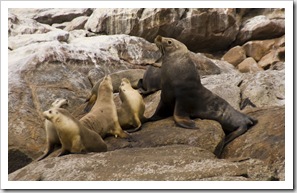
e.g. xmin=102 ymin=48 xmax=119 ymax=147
xmin=119 ymin=77 xmax=132 ymax=94
xmin=154 ymin=35 xmax=188 ymax=55
xmin=51 ymin=98 xmax=69 ymax=108
xmin=43 ymin=108 xmax=68 ymax=124
xmin=98 ymin=75 xmax=113 ymax=93
xmin=43 ymin=108 xmax=59 ymax=121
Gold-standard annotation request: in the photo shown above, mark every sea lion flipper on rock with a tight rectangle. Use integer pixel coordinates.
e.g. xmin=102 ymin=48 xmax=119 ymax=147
xmin=224 ymin=126 xmax=248 ymax=146
xmin=36 ymin=143 xmax=55 ymax=161
xmin=174 ymin=100 xmax=198 ymax=129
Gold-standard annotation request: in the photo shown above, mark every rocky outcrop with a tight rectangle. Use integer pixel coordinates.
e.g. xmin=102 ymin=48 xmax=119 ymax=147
xmin=9 ymin=8 xmax=93 ymax=25
xmin=85 ymin=8 xmax=239 ymax=52
xmin=7 ymin=8 xmax=286 ymax=181
xmin=8 ymin=145 xmax=275 ymax=181
xmin=222 ymin=106 xmax=285 ymax=180
xmin=222 ymin=35 xmax=285 ymax=73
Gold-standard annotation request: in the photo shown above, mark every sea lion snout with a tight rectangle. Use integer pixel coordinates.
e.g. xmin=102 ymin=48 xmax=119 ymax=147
xmin=154 ymin=35 xmax=162 ymax=43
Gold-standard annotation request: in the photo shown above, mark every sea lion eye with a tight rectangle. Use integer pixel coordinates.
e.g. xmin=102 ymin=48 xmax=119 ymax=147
xmin=49 ymin=110 xmax=52 ymax=114
xmin=168 ymin=40 xmax=172 ymax=45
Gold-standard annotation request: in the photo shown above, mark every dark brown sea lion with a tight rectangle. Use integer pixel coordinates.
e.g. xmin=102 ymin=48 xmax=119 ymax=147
xmin=150 ymin=35 xmax=257 ymax=146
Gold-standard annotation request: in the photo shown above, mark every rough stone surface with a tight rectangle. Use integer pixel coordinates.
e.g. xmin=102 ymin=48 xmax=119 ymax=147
xmin=236 ymin=15 xmax=285 ymax=45
xmin=9 ymin=8 xmax=93 ymax=25
xmin=9 ymin=30 xmax=69 ymax=50
xmin=242 ymin=39 xmax=275 ymax=61
xmin=222 ymin=106 xmax=285 ymax=180
xmin=237 ymin=57 xmax=263 ymax=73
xmin=8 ymin=13 xmax=56 ymax=36
xmin=222 ymin=46 xmax=246 ymax=67
xmin=8 ymin=145 xmax=275 ymax=181
xmin=258 ymin=47 xmax=284 ymax=69
xmin=240 ymin=69 xmax=285 ymax=108
xmin=85 ymin=8 xmax=239 ymax=52
xmin=64 ymin=16 xmax=89 ymax=31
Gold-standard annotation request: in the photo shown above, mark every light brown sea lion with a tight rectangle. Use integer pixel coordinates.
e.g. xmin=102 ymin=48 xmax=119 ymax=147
xmin=150 ymin=35 xmax=258 ymax=146
xmin=37 ymin=98 xmax=68 ymax=161
xmin=117 ymin=78 xmax=146 ymax=132
xmin=80 ymin=75 xmax=129 ymax=138
xmin=84 ymin=69 xmax=145 ymax=112
xmin=42 ymin=108 xmax=107 ymax=157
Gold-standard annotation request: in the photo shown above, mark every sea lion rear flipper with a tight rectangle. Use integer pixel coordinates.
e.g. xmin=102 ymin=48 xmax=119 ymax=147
xmin=224 ymin=125 xmax=248 ymax=146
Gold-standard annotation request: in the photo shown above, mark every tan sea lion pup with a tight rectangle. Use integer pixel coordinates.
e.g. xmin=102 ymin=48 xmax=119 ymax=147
xmin=117 ymin=78 xmax=146 ymax=132
xmin=84 ymin=69 xmax=144 ymax=112
xmin=43 ymin=108 xmax=107 ymax=157
xmin=37 ymin=98 xmax=68 ymax=161
xmin=150 ymin=35 xmax=258 ymax=147
xmin=80 ymin=75 xmax=129 ymax=138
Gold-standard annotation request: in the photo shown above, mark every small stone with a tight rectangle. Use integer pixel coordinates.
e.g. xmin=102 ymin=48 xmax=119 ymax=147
xmin=222 ymin=46 xmax=246 ymax=67
xmin=237 ymin=57 xmax=263 ymax=73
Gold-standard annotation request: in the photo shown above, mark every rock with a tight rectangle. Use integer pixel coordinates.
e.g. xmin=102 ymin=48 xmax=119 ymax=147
xmin=237 ymin=57 xmax=263 ymax=73
xmin=190 ymin=53 xmax=221 ymax=75
xmin=258 ymin=47 xmax=284 ymax=70
xmin=9 ymin=149 xmax=33 ymax=174
xmin=86 ymin=8 xmax=239 ymax=52
xmin=105 ymin=117 xmax=225 ymax=155
xmin=222 ymin=46 xmax=246 ymax=67
xmin=201 ymin=72 xmax=244 ymax=110
xmin=8 ymin=145 xmax=276 ymax=181
xmin=64 ymin=16 xmax=89 ymax=31
xmin=8 ymin=13 xmax=56 ymax=36
xmin=236 ymin=15 xmax=285 ymax=45
xmin=9 ymin=8 xmax=93 ymax=25
xmin=240 ymin=69 xmax=285 ymax=108
xmin=221 ymin=106 xmax=285 ymax=180
xmin=8 ymin=30 xmax=69 ymax=50
xmin=242 ymin=39 xmax=275 ymax=61
xmin=68 ymin=35 xmax=161 ymax=66
xmin=210 ymin=59 xmax=238 ymax=74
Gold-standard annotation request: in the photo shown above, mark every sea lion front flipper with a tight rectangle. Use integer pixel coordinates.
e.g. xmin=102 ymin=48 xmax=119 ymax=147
xmin=173 ymin=101 xmax=198 ymax=129
xmin=36 ymin=143 xmax=55 ymax=161
xmin=57 ymin=148 xmax=70 ymax=157
xmin=224 ymin=125 xmax=248 ymax=146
